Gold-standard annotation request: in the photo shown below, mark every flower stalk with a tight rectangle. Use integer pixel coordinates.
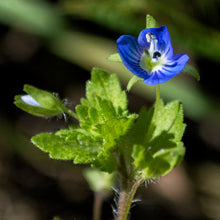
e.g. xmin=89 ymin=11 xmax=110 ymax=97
xmin=156 ymin=84 xmax=160 ymax=103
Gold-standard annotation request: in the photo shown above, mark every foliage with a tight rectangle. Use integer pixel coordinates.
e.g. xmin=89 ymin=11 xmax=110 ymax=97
xmin=11 ymin=12 xmax=194 ymax=219
xmin=131 ymin=100 xmax=186 ymax=178
xmin=15 ymin=67 xmax=186 ymax=179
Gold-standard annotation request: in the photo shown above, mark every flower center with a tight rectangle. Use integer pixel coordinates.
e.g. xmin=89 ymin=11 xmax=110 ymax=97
xmin=139 ymin=33 xmax=163 ymax=73
xmin=140 ymin=50 xmax=162 ymax=73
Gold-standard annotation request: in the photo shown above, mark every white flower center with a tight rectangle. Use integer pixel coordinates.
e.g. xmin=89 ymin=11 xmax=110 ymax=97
xmin=140 ymin=33 xmax=164 ymax=73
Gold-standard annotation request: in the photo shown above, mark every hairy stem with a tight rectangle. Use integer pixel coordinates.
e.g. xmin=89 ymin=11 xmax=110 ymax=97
xmin=116 ymin=177 xmax=143 ymax=220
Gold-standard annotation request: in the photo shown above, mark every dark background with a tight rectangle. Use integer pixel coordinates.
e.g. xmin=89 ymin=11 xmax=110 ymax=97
xmin=0 ymin=0 xmax=220 ymax=219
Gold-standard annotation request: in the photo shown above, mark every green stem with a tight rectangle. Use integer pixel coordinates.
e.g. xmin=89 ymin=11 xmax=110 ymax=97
xmin=63 ymin=108 xmax=78 ymax=120
xmin=116 ymin=177 xmax=143 ymax=220
xmin=93 ymin=191 xmax=103 ymax=220
xmin=154 ymin=84 xmax=161 ymax=117
xmin=156 ymin=84 xmax=160 ymax=104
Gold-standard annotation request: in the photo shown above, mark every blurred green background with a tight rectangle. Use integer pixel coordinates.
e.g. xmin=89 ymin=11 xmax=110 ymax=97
xmin=0 ymin=0 xmax=220 ymax=219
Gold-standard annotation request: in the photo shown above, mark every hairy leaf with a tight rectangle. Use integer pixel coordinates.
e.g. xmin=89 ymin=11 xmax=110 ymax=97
xmin=32 ymin=131 xmax=101 ymax=163
xmin=76 ymin=68 xmax=128 ymax=136
xmin=94 ymin=116 xmax=136 ymax=173
xmin=86 ymin=68 xmax=127 ymax=112
xmin=131 ymin=100 xmax=186 ymax=179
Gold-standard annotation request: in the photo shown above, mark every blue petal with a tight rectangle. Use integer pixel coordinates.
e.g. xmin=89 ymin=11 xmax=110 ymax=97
xmin=21 ymin=95 xmax=42 ymax=107
xmin=117 ymin=35 xmax=148 ymax=78
xmin=144 ymin=53 xmax=189 ymax=85
xmin=138 ymin=26 xmax=173 ymax=59
xmin=143 ymin=70 xmax=168 ymax=85
xmin=161 ymin=53 xmax=189 ymax=76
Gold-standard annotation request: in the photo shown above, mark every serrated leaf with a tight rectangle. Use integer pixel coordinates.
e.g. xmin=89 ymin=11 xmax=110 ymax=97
xmin=133 ymin=144 xmax=170 ymax=179
xmin=76 ymin=96 xmax=118 ymax=137
xmin=122 ymin=107 xmax=153 ymax=167
xmin=131 ymin=100 xmax=186 ymax=179
xmin=75 ymin=68 xmax=129 ymax=137
xmin=181 ymin=64 xmax=200 ymax=81
xmin=93 ymin=152 xmax=118 ymax=173
xmin=146 ymin=14 xmax=158 ymax=28
xmin=102 ymin=117 xmax=135 ymax=151
xmin=128 ymin=107 xmax=153 ymax=146
xmin=94 ymin=116 xmax=135 ymax=173
xmin=154 ymin=142 xmax=185 ymax=169
xmin=31 ymin=132 xmax=101 ymax=164
xmin=150 ymin=100 xmax=186 ymax=142
xmin=127 ymin=75 xmax=142 ymax=91
xmin=107 ymin=53 xmax=122 ymax=63
xmin=88 ymin=107 xmax=99 ymax=123
xmin=86 ymin=68 xmax=127 ymax=112
xmin=75 ymin=104 xmax=89 ymax=122
xmin=96 ymin=96 xmax=117 ymax=120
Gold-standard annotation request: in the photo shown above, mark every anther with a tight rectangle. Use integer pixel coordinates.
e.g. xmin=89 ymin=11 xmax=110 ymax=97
xmin=153 ymin=51 xmax=161 ymax=59
xmin=146 ymin=32 xmax=154 ymax=42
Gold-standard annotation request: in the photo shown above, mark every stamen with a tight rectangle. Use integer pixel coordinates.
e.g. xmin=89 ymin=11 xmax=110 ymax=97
xmin=145 ymin=32 xmax=155 ymax=42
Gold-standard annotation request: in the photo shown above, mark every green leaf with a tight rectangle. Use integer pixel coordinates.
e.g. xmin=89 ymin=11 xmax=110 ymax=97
xmin=102 ymin=117 xmax=135 ymax=151
xmin=93 ymin=152 xmax=118 ymax=173
xmin=133 ymin=144 xmax=170 ymax=179
xmin=86 ymin=68 xmax=127 ymax=112
xmin=131 ymin=100 xmax=186 ymax=179
xmin=128 ymin=107 xmax=153 ymax=147
xmin=31 ymin=131 xmax=101 ymax=164
xmin=151 ymin=100 xmax=186 ymax=143
xmin=94 ymin=116 xmax=136 ymax=173
xmin=181 ymin=64 xmax=200 ymax=81
xmin=146 ymin=14 xmax=158 ymax=28
xmin=75 ymin=68 xmax=128 ymax=136
xmin=127 ymin=75 xmax=142 ymax=91
xmin=107 ymin=53 xmax=122 ymax=63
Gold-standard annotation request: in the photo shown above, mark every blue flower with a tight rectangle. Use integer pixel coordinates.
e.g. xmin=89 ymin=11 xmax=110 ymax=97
xmin=117 ymin=26 xmax=189 ymax=85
